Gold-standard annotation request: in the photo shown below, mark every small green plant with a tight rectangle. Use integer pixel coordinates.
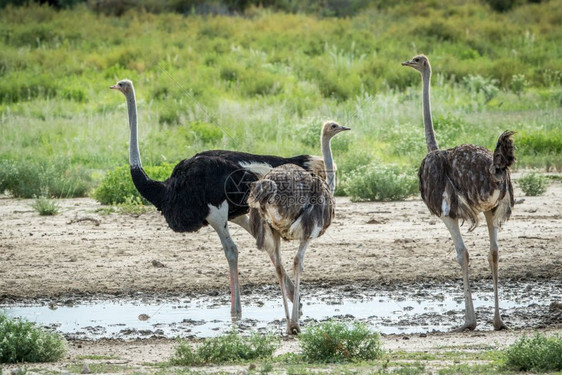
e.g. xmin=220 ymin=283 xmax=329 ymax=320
xmin=518 ymin=172 xmax=549 ymax=196
xmin=510 ymin=74 xmax=528 ymax=97
xmin=299 ymin=320 xmax=383 ymax=363
xmin=504 ymin=333 xmax=562 ymax=372
xmin=117 ymin=195 xmax=149 ymax=215
xmin=0 ymin=312 xmax=66 ymax=363
xmin=31 ymin=196 xmax=60 ymax=215
xmin=344 ymin=163 xmax=418 ymax=202
xmin=171 ymin=329 xmax=278 ymax=365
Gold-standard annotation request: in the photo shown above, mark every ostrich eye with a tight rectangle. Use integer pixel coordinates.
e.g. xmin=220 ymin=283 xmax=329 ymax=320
xmin=331 ymin=124 xmax=337 ymax=128
xmin=414 ymin=58 xmax=420 ymax=62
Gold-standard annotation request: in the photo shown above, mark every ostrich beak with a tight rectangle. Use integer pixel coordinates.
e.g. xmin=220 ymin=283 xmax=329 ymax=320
xmin=110 ymin=84 xmax=118 ymax=90
xmin=401 ymin=60 xmax=412 ymax=67
xmin=340 ymin=126 xmax=351 ymax=131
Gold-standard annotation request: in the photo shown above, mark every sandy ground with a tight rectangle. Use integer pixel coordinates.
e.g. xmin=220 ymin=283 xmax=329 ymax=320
xmin=1 ymin=177 xmax=561 ymax=372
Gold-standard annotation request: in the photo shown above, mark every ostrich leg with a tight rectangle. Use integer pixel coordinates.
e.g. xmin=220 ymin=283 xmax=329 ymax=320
xmin=269 ymin=234 xmax=291 ymax=328
xmin=441 ymin=216 xmax=477 ymax=331
xmin=230 ymin=214 xmax=297 ymax=301
xmin=289 ymin=239 xmax=310 ymax=335
xmin=207 ymin=202 xmax=242 ymax=319
xmin=484 ymin=211 xmax=508 ymax=330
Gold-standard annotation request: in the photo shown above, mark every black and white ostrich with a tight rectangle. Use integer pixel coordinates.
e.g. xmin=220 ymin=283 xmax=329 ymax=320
xmin=402 ymin=55 xmax=515 ymax=331
xmin=248 ymin=121 xmax=350 ymax=334
xmin=110 ymin=79 xmax=327 ymax=319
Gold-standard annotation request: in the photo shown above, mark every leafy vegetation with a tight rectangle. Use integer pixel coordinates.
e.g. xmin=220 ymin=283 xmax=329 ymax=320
xmin=31 ymin=196 xmax=60 ymax=215
xmin=517 ymin=172 xmax=550 ymax=196
xmin=344 ymin=163 xmax=418 ymax=202
xmin=92 ymin=163 xmax=175 ymax=204
xmin=299 ymin=320 xmax=383 ymax=363
xmin=0 ymin=158 xmax=92 ymax=198
xmin=0 ymin=313 xmax=66 ymax=363
xmin=0 ymin=1 xmax=561 ymax=203
xmin=504 ymin=333 xmax=562 ymax=372
xmin=171 ymin=329 xmax=278 ymax=365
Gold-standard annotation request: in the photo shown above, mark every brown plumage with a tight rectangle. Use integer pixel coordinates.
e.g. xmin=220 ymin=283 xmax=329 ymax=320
xmin=419 ymin=132 xmax=515 ymax=231
xmin=402 ymin=54 xmax=516 ymax=331
xmin=248 ymin=121 xmax=350 ymax=334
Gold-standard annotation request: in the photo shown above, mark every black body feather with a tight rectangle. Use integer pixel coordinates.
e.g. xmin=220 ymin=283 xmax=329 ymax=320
xmin=131 ymin=151 xmax=322 ymax=233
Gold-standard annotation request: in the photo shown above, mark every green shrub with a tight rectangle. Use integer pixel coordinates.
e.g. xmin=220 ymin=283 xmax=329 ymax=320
xmin=517 ymin=172 xmax=550 ymax=196
xmin=299 ymin=320 xmax=383 ymax=363
xmin=510 ymin=74 xmax=529 ymax=97
xmin=0 ymin=313 xmax=66 ymax=363
xmin=92 ymin=163 xmax=175 ymax=205
xmin=0 ymin=158 xmax=92 ymax=198
xmin=517 ymin=130 xmax=562 ymax=155
xmin=504 ymin=333 xmax=562 ymax=371
xmin=31 ymin=197 xmax=60 ymax=215
xmin=462 ymin=74 xmax=500 ymax=104
xmin=344 ymin=163 xmax=418 ymax=202
xmin=171 ymin=330 xmax=278 ymax=365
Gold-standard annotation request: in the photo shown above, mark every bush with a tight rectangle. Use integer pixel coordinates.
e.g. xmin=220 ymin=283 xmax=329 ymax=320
xmin=171 ymin=330 xmax=278 ymax=365
xmin=462 ymin=74 xmax=499 ymax=104
xmin=0 ymin=313 xmax=66 ymax=363
xmin=299 ymin=320 xmax=383 ymax=363
xmin=517 ymin=172 xmax=550 ymax=196
xmin=0 ymin=158 xmax=92 ymax=198
xmin=92 ymin=163 xmax=175 ymax=205
xmin=504 ymin=333 xmax=562 ymax=371
xmin=31 ymin=197 xmax=60 ymax=215
xmin=344 ymin=163 xmax=418 ymax=202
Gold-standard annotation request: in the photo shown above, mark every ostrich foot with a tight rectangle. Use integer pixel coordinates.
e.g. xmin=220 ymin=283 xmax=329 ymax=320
xmin=452 ymin=321 xmax=477 ymax=332
xmin=230 ymin=312 xmax=242 ymax=322
xmin=493 ymin=318 xmax=508 ymax=331
xmin=287 ymin=321 xmax=301 ymax=335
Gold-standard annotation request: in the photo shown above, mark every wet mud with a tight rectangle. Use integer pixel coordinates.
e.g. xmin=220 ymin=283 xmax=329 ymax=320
xmin=3 ymin=279 xmax=561 ymax=340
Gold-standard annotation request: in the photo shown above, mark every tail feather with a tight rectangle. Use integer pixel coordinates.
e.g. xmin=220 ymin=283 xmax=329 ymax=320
xmin=489 ymin=131 xmax=515 ymax=181
xmin=493 ymin=130 xmax=516 ymax=169
xmin=247 ymin=179 xmax=277 ymax=208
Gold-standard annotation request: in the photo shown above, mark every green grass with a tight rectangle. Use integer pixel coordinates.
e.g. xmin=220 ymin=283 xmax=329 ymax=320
xmin=0 ymin=312 xmax=67 ymax=363
xmin=0 ymin=1 xmax=561 ymax=202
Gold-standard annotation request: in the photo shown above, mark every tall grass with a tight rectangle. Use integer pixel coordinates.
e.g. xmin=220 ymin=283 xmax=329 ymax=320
xmin=0 ymin=2 xmax=561 ymax=199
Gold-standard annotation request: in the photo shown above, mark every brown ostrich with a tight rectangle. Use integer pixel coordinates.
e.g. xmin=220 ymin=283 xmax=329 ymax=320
xmin=402 ymin=54 xmax=516 ymax=331
xmin=248 ymin=121 xmax=350 ymax=334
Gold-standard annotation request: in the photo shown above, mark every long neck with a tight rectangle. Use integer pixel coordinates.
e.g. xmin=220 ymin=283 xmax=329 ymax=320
xmin=321 ymin=135 xmax=336 ymax=195
xmin=125 ymin=89 xmax=166 ymax=209
xmin=126 ymin=90 xmax=142 ymax=168
xmin=422 ymin=68 xmax=439 ymax=152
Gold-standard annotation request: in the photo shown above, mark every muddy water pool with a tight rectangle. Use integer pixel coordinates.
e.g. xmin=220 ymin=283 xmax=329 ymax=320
xmin=2 ymin=280 xmax=560 ymax=339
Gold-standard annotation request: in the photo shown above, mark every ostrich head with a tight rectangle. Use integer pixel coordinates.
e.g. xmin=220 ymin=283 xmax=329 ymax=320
xmin=110 ymin=79 xmax=134 ymax=95
xmin=321 ymin=121 xmax=350 ymax=139
xmin=401 ymin=54 xmax=431 ymax=73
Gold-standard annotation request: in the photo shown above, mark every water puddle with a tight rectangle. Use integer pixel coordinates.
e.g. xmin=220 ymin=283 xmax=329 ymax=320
xmin=1 ymin=280 xmax=560 ymax=339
